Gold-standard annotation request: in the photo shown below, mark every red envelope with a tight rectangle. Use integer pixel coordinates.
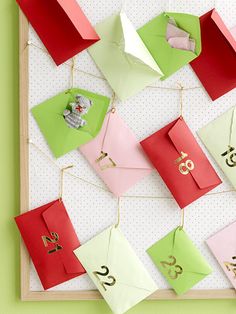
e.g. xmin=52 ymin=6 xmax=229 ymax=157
xmin=15 ymin=200 xmax=85 ymax=290
xmin=140 ymin=118 xmax=221 ymax=208
xmin=17 ymin=0 xmax=100 ymax=65
xmin=190 ymin=9 xmax=236 ymax=101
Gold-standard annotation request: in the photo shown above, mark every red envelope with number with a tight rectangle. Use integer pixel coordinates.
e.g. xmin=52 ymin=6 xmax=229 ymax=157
xmin=15 ymin=200 xmax=85 ymax=290
xmin=140 ymin=117 xmax=222 ymax=208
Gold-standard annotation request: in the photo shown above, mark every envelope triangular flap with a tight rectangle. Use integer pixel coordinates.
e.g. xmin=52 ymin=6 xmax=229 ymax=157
xmin=168 ymin=118 xmax=220 ymax=189
xmin=101 ymin=112 xmax=153 ymax=170
xmin=172 ymin=228 xmax=212 ymax=275
xmin=42 ymin=200 xmax=84 ymax=274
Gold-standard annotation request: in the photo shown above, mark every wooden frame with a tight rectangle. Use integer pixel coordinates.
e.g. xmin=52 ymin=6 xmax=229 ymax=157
xmin=19 ymin=9 xmax=236 ymax=301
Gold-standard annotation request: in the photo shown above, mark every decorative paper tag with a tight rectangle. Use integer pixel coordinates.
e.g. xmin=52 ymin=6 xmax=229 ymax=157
xmin=31 ymin=88 xmax=110 ymax=158
xmin=147 ymin=227 xmax=212 ymax=295
xmin=74 ymin=226 xmax=157 ymax=314
xmin=140 ymin=117 xmax=221 ymax=208
xmin=14 ymin=200 xmax=85 ymax=290
xmin=207 ymin=220 xmax=236 ymax=290
xmin=198 ymin=106 xmax=236 ymax=189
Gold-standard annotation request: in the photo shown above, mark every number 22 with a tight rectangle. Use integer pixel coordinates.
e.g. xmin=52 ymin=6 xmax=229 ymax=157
xmin=93 ymin=266 xmax=116 ymax=291
xmin=160 ymin=255 xmax=183 ymax=280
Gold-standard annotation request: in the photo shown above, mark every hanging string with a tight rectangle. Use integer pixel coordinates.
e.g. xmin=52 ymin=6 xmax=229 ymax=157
xmin=110 ymin=92 xmax=116 ymax=113
xmin=115 ymin=198 xmax=121 ymax=228
xmin=177 ymin=83 xmax=184 ymax=118
xmin=70 ymin=57 xmax=76 ymax=89
xmin=179 ymin=208 xmax=185 ymax=230
xmin=59 ymin=165 xmax=74 ymax=201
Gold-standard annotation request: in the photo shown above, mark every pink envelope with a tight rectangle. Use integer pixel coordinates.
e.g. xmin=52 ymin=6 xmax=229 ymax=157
xmin=79 ymin=111 xmax=153 ymax=196
xmin=207 ymin=221 xmax=236 ymax=289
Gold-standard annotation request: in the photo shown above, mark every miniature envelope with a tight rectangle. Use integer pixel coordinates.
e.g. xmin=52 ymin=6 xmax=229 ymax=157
xmin=207 ymin=220 xmax=236 ymax=289
xmin=74 ymin=226 xmax=157 ymax=314
xmin=15 ymin=200 xmax=85 ymax=290
xmin=147 ymin=227 xmax=212 ymax=295
xmin=32 ymin=88 xmax=110 ymax=158
xmin=79 ymin=111 xmax=153 ymax=196
xmin=88 ymin=11 xmax=163 ymax=101
xmin=16 ymin=0 xmax=99 ymax=65
xmin=138 ymin=12 xmax=201 ymax=80
xmin=140 ymin=117 xmax=221 ymax=208
xmin=198 ymin=106 xmax=236 ymax=189
xmin=191 ymin=9 xmax=236 ymax=101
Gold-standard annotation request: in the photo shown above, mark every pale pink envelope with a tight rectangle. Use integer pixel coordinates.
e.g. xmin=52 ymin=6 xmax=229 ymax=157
xmin=231 ymin=26 xmax=236 ymax=40
xmin=207 ymin=221 xmax=236 ymax=289
xmin=79 ymin=111 xmax=153 ymax=196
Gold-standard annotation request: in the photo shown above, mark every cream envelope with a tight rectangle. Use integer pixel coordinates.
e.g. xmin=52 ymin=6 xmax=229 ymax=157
xmin=88 ymin=11 xmax=163 ymax=101
xmin=198 ymin=106 xmax=236 ymax=189
xmin=79 ymin=111 xmax=153 ymax=196
xmin=207 ymin=220 xmax=236 ymax=290
xmin=74 ymin=226 xmax=157 ymax=314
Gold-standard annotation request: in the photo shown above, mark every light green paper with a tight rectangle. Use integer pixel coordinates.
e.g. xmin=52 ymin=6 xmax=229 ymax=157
xmin=138 ymin=12 xmax=201 ymax=80
xmin=31 ymin=88 xmax=110 ymax=158
xmin=74 ymin=226 xmax=157 ymax=314
xmin=147 ymin=228 xmax=212 ymax=295
xmin=198 ymin=106 xmax=236 ymax=189
xmin=88 ymin=12 xmax=163 ymax=101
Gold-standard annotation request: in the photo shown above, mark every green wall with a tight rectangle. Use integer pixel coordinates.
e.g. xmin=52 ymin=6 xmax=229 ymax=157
xmin=1 ymin=1 xmax=236 ymax=313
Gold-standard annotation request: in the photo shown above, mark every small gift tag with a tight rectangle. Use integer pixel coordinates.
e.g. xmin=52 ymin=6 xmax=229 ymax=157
xmin=74 ymin=226 xmax=157 ymax=314
xmin=147 ymin=227 xmax=212 ymax=295
xmin=198 ymin=106 xmax=236 ymax=189
xmin=207 ymin=220 xmax=236 ymax=290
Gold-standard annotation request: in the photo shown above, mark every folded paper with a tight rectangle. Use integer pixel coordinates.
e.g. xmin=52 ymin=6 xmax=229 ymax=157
xmin=207 ymin=220 xmax=236 ymax=290
xmin=80 ymin=110 xmax=153 ymax=196
xmin=88 ymin=11 xmax=163 ymax=101
xmin=138 ymin=12 xmax=201 ymax=80
xmin=32 ymin=88 xmax=110 ymax=158
xmin=140 ymin=117 xmax=221 ymax=208
xmin=74 ymin=226 xmax=157 ymax=314
xmin=16 ymin=0 xmax=100 ymax=65
xmin=191 ymin=9 xmax=236 ymax=101
xmin=147 ymin=227 xmax=212 ymax=295
xmin=198 ymin=106 xmax=236 ymax=189
xmin=15 ymin=200 xmax=85 ymax=290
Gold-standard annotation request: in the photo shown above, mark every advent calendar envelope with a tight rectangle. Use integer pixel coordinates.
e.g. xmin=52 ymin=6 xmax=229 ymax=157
xmin=140 ymin=117 xmax=221 ymax=208
xmin=207 ymin=221 xmax=236 ymax=289
xmin=16 ymin=0 xmax=99 ymax=65
xmin=80 ymin=111 xmax=153 ymax=196
xmin=15 ymin=200 xmax=85 ymax=290
xmin=138 ymin=12 xmax=201 ymax=80
xmin=74 ymin=226 xmax=157 ymax=314
xmin=190 ymin=9 xmax=236 ymax=101
xmin=147 ymin=227 xmax=212 ymax=295
xmin=88 ymin=11 xmax=163 ymax=101
xmin=32 ymin=88 xmax=109 ymax=158
xmin=198 ymin=106 xmax=236 ymax=189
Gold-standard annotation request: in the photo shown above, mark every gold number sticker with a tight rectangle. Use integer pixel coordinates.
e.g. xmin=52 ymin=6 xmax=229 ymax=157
xmin=224 ymin=256 xmax=236 ymax=277
xmin=41 ymin=232 xmax=63 ymax=254
xmin=160 ymin=255 xmax=183 ymax=280
xmin=93 ymin=265 xmax=116 ymax=291
xmin=221 ymin=146 xmax=236 ymax=167
xmin=175 ymin=151 xmax=194 ymax=175
xmin=95 ymin=151 xmax=117 ymax=171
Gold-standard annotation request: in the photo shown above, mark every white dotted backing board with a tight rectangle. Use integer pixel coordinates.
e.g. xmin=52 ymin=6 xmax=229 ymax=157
xmin=28 ymin=0 xmax=236 ymax=292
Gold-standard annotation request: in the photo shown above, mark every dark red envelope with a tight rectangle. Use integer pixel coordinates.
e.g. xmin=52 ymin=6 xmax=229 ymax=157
xmin=17 ymin=0 xmax=100 ymax=65
xmin=15 ymin=200 xmax=85 ymax=290
xmin=140 ymin=117 xmax=221 ymax=208
xmin=190 ymin=9 xmax=236 ymax=101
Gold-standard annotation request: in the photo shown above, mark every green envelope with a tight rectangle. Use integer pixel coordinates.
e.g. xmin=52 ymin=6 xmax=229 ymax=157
xmin=138 ymin=12 xmax=201 ymax=80
xmin=32 ymin=88 xmax=110 ymax=158
xmin=147 ymin=227 xmax=212 ymax=295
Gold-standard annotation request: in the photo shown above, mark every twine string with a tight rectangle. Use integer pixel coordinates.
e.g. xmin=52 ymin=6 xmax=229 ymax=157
xmin=179 ymin=208 xmax=185 ymax=229
xmin=59 ymin=165 xmax=74 ymax=201
xmin=70 ymin=57 xmax=76 ymax=89
xmin=177 ymin=83 xmax=184 ymax=118
xmin=115 ymin=198 xmax=121 ymax=228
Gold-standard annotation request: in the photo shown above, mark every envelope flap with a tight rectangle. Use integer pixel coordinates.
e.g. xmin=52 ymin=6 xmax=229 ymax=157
xmin=42 ymin=200 xmax=84 ymax=274
xmin=57 ymin=0 xmax=99 ymax=40
xmin=168 ymin=118 xmax=220 ymax=189
xmin=211 ymin=9 xmax=236 ymax=52
xmin=172 ymin=228 xmax=212 ymax=275
xmin=101 ymin=112 xmax=152 ymax=170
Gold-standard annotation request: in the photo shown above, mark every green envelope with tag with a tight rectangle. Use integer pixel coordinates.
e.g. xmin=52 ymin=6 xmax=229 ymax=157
xmin=74 ymin=226 xmax=157 ymax=314
xmin=88 ymin=11 xmax=163 ymax=101
xmin=147 ymin=227 xmax=212 ymax=295
xmin=138 ymin=12 xmax=201 ymax=80
xmin=32 ymin=88 xmax=110 ymax=158
xmin=198 ymin=106 xmax=236 ymax=189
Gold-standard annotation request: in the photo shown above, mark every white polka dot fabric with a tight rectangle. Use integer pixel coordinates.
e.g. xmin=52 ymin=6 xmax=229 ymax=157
xmin=28 ymin=0 xmax=236 ymax=291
